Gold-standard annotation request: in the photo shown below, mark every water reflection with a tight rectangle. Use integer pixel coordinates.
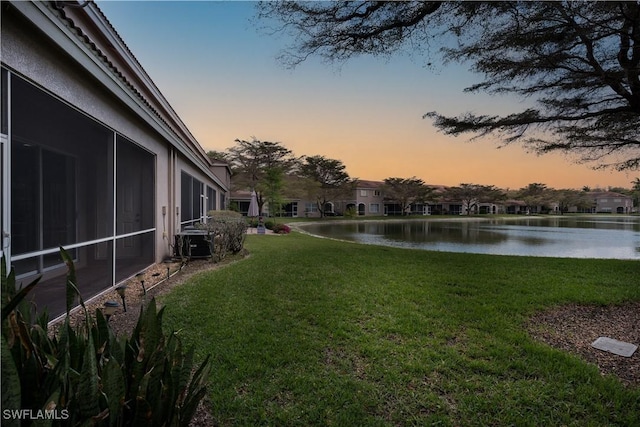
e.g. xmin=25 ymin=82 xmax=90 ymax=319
xmin=301 ymin=216 xmax=640 ymax=259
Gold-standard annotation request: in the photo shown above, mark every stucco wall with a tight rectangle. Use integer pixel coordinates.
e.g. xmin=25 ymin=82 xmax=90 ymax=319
xmin=2 ymin=5 xmax=226 ymax=262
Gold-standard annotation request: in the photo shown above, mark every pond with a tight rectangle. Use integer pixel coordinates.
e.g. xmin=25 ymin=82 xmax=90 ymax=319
xmin=299 ymin=216 xmax=640 ymax=259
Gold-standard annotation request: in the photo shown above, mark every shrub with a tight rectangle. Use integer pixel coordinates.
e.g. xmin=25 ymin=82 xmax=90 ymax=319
xmin=344 ymin=206 xmax=358 ymax=218
xmin=1 ymin=248 xmax=211 ymax=427
xmin=203 ymin=210 xmax=248 ymax=260
xmin=271 ymin=223 xmax=291 ymax=234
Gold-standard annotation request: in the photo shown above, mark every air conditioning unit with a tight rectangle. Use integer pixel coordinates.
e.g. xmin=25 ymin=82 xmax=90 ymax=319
xmin=174 ymin=228 xmax=213 ymax=259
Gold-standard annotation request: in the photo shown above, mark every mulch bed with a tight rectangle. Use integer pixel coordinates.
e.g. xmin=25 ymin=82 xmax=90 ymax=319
xmin=526 ymin=302 xmax=640 ymax=387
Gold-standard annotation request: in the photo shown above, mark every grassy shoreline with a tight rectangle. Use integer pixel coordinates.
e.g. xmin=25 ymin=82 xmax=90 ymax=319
xmin=162 ymin=232 xmax=639 ymax=426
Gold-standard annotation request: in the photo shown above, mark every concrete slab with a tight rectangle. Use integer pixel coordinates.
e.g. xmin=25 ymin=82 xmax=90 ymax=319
xmin=591 ymin=337 xmax=638 ymax=357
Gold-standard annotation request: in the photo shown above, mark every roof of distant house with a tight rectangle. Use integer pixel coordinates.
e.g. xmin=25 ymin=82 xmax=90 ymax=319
xmin=587 ymin=191 xmax=631 ymax=198
xmin=355 ymin=180 xmax=384 ymax=188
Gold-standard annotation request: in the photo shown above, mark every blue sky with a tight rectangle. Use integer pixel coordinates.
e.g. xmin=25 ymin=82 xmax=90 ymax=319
xmin=97 ymin=1 xmax=635 ymax=189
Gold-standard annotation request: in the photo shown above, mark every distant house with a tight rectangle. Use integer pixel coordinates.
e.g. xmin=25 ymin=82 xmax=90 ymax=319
xmin=588 ymin=191 xmax=633 ymax=213
xmin=354 ymin=180 xmax=386 ymax=216
xmin=230 ymin=190 xmax=255 ymax=216
xmin=503 ymin=200 xmax=527 ymax=214
xmin=231 ymin=182 xmax=635 ymax=219
xmin=2 ymin=1 xmax=229 ymax=316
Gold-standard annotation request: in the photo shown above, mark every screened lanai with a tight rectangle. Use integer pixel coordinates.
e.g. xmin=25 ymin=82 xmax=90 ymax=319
xmin=1 ymin=0 xmax=230 ymax=319
xmin=8 ymin=71 xmax=155 ymax=314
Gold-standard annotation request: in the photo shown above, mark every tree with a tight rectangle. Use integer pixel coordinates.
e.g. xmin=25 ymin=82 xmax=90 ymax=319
xmin=225 ymin=138 xmax=299 ymax=214
xmin=263 ymin=166 xmax=285 ymax=218
xmin=207 ymin=150 xmax=232 ymax=165
xmin=443 ymin=183 xmax=506 ymax=215
xmin=517 ymin=183 xmax=555 ymax=213
xmin=258 ymin=1 xmax=640 ymax=171
xmin=554 ymin=189 xmax=594 ymax=214
xmin=257 ymin=1 xmax=445 ymax=66
xmin=382 ymin=177 xmax=434 ymax=215
xmin=608 ymin=186 xmax=632 ymax=195
xmin=299 ymin=155 xmax=353 ymax=217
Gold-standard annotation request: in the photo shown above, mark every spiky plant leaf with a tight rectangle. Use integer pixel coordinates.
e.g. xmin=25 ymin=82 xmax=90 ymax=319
xmin=139 ymin=299 xmax=163 ymax=359
xmin=30 ymin=390 xmax=61 ymax=427
xmin=77 ymin=331 xmax=99 ymax=418
xmin=59 ymin=247 xmax=80 ymax=316
xmin=127 ymin=299 xmax=163 ymax=398
xmin=93 ymin=308 xmax=111 ymax=357
xmin=179 ymin=354 xmax=211 ymax=427
xmin=178 ymin=343 xmax=193 ymax=394
xmin=1 ymin=334 xmax=21 ymax=427
xmin=102 ymin=357 xmax=125 ymax=427
xmin=67 ymin=320 xmax=83 ymax=370
xmin=1 ymin=275 xmax=41 ymax=322
xmin=186 ymin=354 xmax=211 ymax=401
xmin=162 ymin=334 xmax=182 ymax=423
xmin=146 ymin=350 xmax=167 ymax=426
xmin=108 ymin=334 xmax=126 ymax=368
xmin=1 ymin=254 xmax=9 ymax=297
xmin=133 ymin=397 xmax=152 ymax=426
xmin=133 ymin=369 xmax=153 ymax=424
xmin=21 ymin=350 xmax=44 ymax=409
xmin=178 ymin=387 xmax=207 ymax=427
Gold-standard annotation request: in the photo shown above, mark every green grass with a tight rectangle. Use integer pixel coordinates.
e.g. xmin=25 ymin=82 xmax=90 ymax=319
xmin=161 ymin=232 xmax=640 ymax=426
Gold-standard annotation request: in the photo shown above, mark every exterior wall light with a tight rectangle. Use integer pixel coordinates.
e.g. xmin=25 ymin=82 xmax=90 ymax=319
xmin=164 ymin=260 xmax=172 ymax=280
xmin=136 ymin=272 xmax=146 ymax=295
xmin=115 ymin=285 xmax=127 ymax=312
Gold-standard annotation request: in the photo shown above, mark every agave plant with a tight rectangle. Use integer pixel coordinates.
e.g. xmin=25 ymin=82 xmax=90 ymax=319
xmin=1 ymin=248 xmax=210 ymax=426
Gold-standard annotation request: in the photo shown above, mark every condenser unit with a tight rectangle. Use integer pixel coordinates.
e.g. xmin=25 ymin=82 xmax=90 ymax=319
xmin=174 ymin=228 xmax=213 ymax=259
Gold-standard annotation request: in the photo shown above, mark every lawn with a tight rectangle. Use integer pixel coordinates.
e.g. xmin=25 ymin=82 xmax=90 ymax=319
xmin=161 ymin=231 xmax=640 ymax=426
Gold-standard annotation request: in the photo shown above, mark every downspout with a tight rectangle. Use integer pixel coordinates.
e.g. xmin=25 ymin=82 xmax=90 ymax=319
xmin=166 ymin=146 xmax=175 ymax=257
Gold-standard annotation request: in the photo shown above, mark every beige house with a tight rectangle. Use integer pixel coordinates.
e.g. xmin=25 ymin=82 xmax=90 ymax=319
xmin=232 ymin=183 xmax=635 ymax=218
xmin=2 ymin=1 xmax=229 ymax=317
xmin=587 ymin=191 xmax=633 ymax=214
xmin=301 ymin=180 xmax=387 ymax=217
xmin=352 ymin=180 xmax=386 ymax=216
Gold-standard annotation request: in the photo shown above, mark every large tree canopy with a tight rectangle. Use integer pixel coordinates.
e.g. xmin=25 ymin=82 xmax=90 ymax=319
xmin=442 ymin=184 xmax=506 ymax=215
xmin=299 ymin=155 xmax=354 ymax=217
xmin=257 ymin=1 xmax=640 ymax=171
xmin=225 ymin=138 xmax=299 ymax=212
xmin=382 ymin=177 xmax=434 ymax=215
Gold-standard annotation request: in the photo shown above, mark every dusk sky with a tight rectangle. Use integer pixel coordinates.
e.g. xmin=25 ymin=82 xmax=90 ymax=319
xmin=97 ymin=1 xmax=638 ymax=190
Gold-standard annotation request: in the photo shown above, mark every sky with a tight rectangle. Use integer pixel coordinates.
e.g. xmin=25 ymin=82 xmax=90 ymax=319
xmin=97 ymin=1 xmax=638 ymax=190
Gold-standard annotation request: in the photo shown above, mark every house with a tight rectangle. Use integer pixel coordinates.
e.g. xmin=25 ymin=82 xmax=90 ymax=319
xmin=503 ymin=200 xmax=527 ymax=214
xmin=232 ymin=180 xmax=635 ymax=219
xmin=1 ymin=1 xmax=229 ymax=317
xmin=588 ymin=191 xmax=633 ymax=214
xmin=231 ymin=190 xmax=256 ymax=216
xmin=354 ymin=180 xmax=386 ymax=216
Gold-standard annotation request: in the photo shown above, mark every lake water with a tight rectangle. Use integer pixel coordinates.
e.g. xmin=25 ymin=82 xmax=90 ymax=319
xmin=299 ymin=216 xmax=640 ymax=259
